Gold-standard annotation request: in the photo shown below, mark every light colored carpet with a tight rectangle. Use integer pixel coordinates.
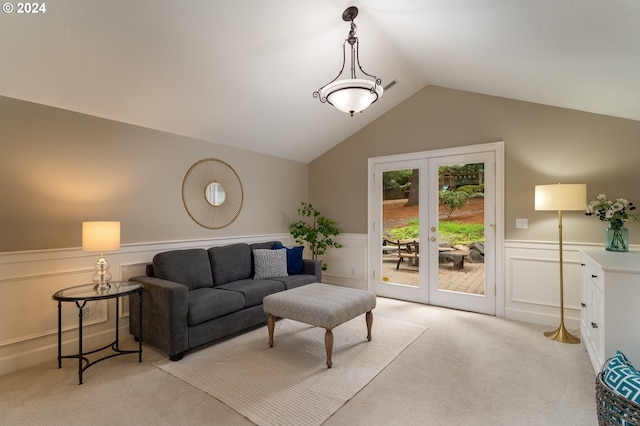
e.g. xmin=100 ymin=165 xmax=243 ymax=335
xmin=155 ymin=315 xmax=427 ymax=426
xmin=0 ymin=297 xmax=596 ymax=425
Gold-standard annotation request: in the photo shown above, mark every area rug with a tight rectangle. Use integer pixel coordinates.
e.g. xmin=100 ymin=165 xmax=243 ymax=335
xmin=155 ymin=315 xmax=427 ymax=426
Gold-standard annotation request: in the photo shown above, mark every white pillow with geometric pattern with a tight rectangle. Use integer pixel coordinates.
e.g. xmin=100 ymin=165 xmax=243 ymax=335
xmin=253 ymin=248 xmax=288 ymax=279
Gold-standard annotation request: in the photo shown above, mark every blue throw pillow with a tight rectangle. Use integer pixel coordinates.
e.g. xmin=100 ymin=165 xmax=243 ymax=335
xmin=272 ymin=242 xmax=305 ymax=275
xmin=608 ymin=351 xmax=632 ymax=369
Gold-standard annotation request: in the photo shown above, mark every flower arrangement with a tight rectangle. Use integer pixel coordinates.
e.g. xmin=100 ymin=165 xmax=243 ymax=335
xmin=585 ymin=194 xmax=640 ymax=225
xmin=586 ymin=194 xmax=640 ymax=252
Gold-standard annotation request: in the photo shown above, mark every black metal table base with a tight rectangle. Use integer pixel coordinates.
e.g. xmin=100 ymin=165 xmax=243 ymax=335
xmin=56 ymin=286 xmax=143 ymax=384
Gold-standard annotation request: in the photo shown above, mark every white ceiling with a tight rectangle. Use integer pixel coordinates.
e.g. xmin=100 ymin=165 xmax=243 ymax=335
xmin=2 ymin=1 xmax=639 ymax=163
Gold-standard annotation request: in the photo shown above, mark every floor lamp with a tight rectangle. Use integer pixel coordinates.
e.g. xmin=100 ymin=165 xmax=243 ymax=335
xmin=535 ymin=183 xmax=586 ymax=344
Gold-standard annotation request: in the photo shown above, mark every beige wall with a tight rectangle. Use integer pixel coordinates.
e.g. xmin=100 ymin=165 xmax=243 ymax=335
xmin=0 ymin=96 xmax=308 ymax=252
xmin=3 ymin=85 xmax=640 ymax=252
xmin=309 ymin=86 xmax=640 ymax=244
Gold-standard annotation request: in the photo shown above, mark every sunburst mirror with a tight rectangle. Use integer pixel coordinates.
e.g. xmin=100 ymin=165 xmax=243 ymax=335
xmin=182 ymin=158 xmax=244 ymax=229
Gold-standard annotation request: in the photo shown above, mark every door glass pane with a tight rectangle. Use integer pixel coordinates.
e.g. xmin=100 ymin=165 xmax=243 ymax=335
xmin=437 ymin=163 xmax=485 ymax=295
xmin=381 ymin=169 xmax=420 ymax=286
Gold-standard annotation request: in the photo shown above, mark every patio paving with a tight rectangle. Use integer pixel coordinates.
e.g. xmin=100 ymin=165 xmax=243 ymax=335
xmin=381 ymin=254 xmax=485 ymax=295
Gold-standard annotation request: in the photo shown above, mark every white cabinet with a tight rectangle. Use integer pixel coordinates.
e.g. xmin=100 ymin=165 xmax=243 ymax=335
xmin=580 ymin=248 xmax=640 ymax=373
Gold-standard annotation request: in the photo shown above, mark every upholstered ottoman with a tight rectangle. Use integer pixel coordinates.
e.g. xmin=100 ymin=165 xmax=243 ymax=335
xmin=263 ymin=283 xmax=376 ymax=368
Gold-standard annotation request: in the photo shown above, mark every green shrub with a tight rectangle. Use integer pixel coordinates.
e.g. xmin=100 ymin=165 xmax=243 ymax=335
xmin=387 ymin=220 xmax=484 ymax=246
xmin=439 ymin=190 xmax=469 ymax=218
xmin=457 ymin=184 xmax=484 ymax=194
xmin=438 ymin=222 xmax=484 ymax=245
xmin=389 ymin=218 xmax=419 ymax=240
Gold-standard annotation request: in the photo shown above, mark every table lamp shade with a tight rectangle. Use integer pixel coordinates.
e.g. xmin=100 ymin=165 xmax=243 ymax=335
xmin=82 ymin=221 xmax=120 ymax=252
xmin=535 ymin=184 xmax=587 ymax=211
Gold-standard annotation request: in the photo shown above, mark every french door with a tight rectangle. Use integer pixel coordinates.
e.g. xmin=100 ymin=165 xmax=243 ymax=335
xmin=368 ymin=143 xmax=503 ymax=315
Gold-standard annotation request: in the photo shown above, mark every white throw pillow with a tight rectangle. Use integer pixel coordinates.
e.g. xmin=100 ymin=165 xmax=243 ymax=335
xmin=253 ymin=248 xmax=288 ymax=279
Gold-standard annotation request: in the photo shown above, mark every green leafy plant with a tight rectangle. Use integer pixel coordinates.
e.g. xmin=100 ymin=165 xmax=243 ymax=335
xmin=387 ymin=219 xmax=484 ymax=246
xmin=290 ymin=202 xmax=342 ymax=271
xmin=456 ymin=184 xmax=485 ymax=195
xmin=439 ymin=190 xmax=469 ymax=218
xmin=438 ymin=222 xmax=485 ymax=246
xmin=389 ymin=218 xmax=420 ymax=240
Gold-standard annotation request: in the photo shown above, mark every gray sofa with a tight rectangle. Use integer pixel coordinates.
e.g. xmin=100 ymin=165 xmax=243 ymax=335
xmin=129 ymin=241 xmax=321 ymax=361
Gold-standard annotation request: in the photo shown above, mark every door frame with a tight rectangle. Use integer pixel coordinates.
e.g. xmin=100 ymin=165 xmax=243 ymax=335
xmin=367 ymin=142 xmax=505 ymax=317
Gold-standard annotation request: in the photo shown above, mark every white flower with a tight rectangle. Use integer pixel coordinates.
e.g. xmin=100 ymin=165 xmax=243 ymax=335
xmin=587 ymin=194 xmax=640 ymax=224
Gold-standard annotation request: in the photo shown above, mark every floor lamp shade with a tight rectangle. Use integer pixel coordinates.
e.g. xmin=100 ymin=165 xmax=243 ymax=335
xmin=535 ymin=184 xmax=587 ymax=211
xmin=82 ymin=221 xmax=120 ymax=291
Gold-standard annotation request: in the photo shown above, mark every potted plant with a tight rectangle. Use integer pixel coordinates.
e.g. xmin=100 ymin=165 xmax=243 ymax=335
xmin=290 ymin=202 xmax=342 ymax=271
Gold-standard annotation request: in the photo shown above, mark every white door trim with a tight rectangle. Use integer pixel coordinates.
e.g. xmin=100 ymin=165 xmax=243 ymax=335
xmin=367 ymin=142 xmax=505 ymax=317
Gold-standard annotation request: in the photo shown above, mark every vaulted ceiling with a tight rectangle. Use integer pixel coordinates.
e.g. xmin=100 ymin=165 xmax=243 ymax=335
xmin=2 ymin=0 xmax=638 ymax=163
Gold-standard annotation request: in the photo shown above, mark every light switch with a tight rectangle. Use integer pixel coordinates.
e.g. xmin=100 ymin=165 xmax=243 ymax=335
xmin=515 ymin=218 xmax=528 ymax=229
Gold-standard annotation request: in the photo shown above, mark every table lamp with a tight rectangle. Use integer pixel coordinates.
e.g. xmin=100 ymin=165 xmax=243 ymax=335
xmin=535 ymin=183 xmax=586 ymax=343
xmin=82 ymin=221 xmax=121 ymax=291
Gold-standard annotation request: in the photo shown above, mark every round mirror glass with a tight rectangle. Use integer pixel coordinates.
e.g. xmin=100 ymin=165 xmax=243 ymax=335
xmin=205 ymin=182 xmax=226 ymax=206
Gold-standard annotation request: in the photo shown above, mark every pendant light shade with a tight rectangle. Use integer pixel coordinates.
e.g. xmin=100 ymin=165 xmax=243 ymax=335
xmin=321 ymin=79 xmax=383 ymax=115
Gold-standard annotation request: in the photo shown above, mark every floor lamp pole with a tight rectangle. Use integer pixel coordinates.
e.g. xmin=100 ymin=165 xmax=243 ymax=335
xmin=544 ymin=210 xmax=580 ymax=344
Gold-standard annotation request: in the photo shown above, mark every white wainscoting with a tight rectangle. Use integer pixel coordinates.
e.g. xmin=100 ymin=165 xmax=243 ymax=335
xmin=327 ymin=237 xmax=609 ymax=334
xmin=504 ymin=240 xmax=605 ymax=331
xmin=0 ymin=234 xmax=295 ymax=377
xmin=0 ymin=233 xmax=611 ymax=376
xmin=321 ymin=233 xmax=369 ymax=290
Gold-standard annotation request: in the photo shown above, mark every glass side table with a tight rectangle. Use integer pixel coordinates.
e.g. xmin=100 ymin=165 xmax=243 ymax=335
xmin=52 ymin=281 xmax=143 ymax=384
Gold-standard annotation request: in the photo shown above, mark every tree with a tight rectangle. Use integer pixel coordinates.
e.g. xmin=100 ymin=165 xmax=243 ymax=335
xmin=405 ymin=169 xmax=419 ymax=207
xmin=290 ymin=202 xmax=342 ymax=271
xmin=382 ymin=169 xmax=412 ymax=190
xmin=439 ymin=190 xmax=469 ymax=218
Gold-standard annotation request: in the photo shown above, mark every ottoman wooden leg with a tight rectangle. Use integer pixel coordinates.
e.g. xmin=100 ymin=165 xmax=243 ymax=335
xmin=366 ymin=311 xmax=373 ymax=341
xmin=324 ymin=328 xmax=333 ymax=368
xmin=267 ymin=313 xmax=275 ymax=347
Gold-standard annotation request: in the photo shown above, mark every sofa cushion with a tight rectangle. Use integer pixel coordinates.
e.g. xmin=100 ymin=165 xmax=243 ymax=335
xmin=217 ymin=279 xmax=285 ymax=307
xmin=272 ymin=242 xmax=305 ymax=274
xmin=187 ymin=288 xmax=245 ymax=326
xmin=273 ymin=274 xmax=317 ymax=290
xmin=208 ymin=243 xmax=252 ymax=285
xmin=249 ymin=241 xmax=279 ymax=251
xmin=253 ymin=248 xmax=288 ymax=279
xmin=153 ymin=249 xmax=213 ymax=290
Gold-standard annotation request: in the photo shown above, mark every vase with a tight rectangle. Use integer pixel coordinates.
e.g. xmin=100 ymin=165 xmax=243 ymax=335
xmin=605 ymin=221 xmax=629 ymax=252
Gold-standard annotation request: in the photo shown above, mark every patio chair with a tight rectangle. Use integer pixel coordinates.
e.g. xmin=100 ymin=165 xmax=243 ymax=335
xmin=396 ymin=240 xmax=419 ymax=270
xmin=382 ymin=238 xmax=400 ymax=256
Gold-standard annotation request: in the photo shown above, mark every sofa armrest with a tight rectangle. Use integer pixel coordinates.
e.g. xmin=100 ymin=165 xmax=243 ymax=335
xmin=129 ymin=276 xmax=189 ymax=359
xmin=303 ymin=259 xmax=322 ymax=282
